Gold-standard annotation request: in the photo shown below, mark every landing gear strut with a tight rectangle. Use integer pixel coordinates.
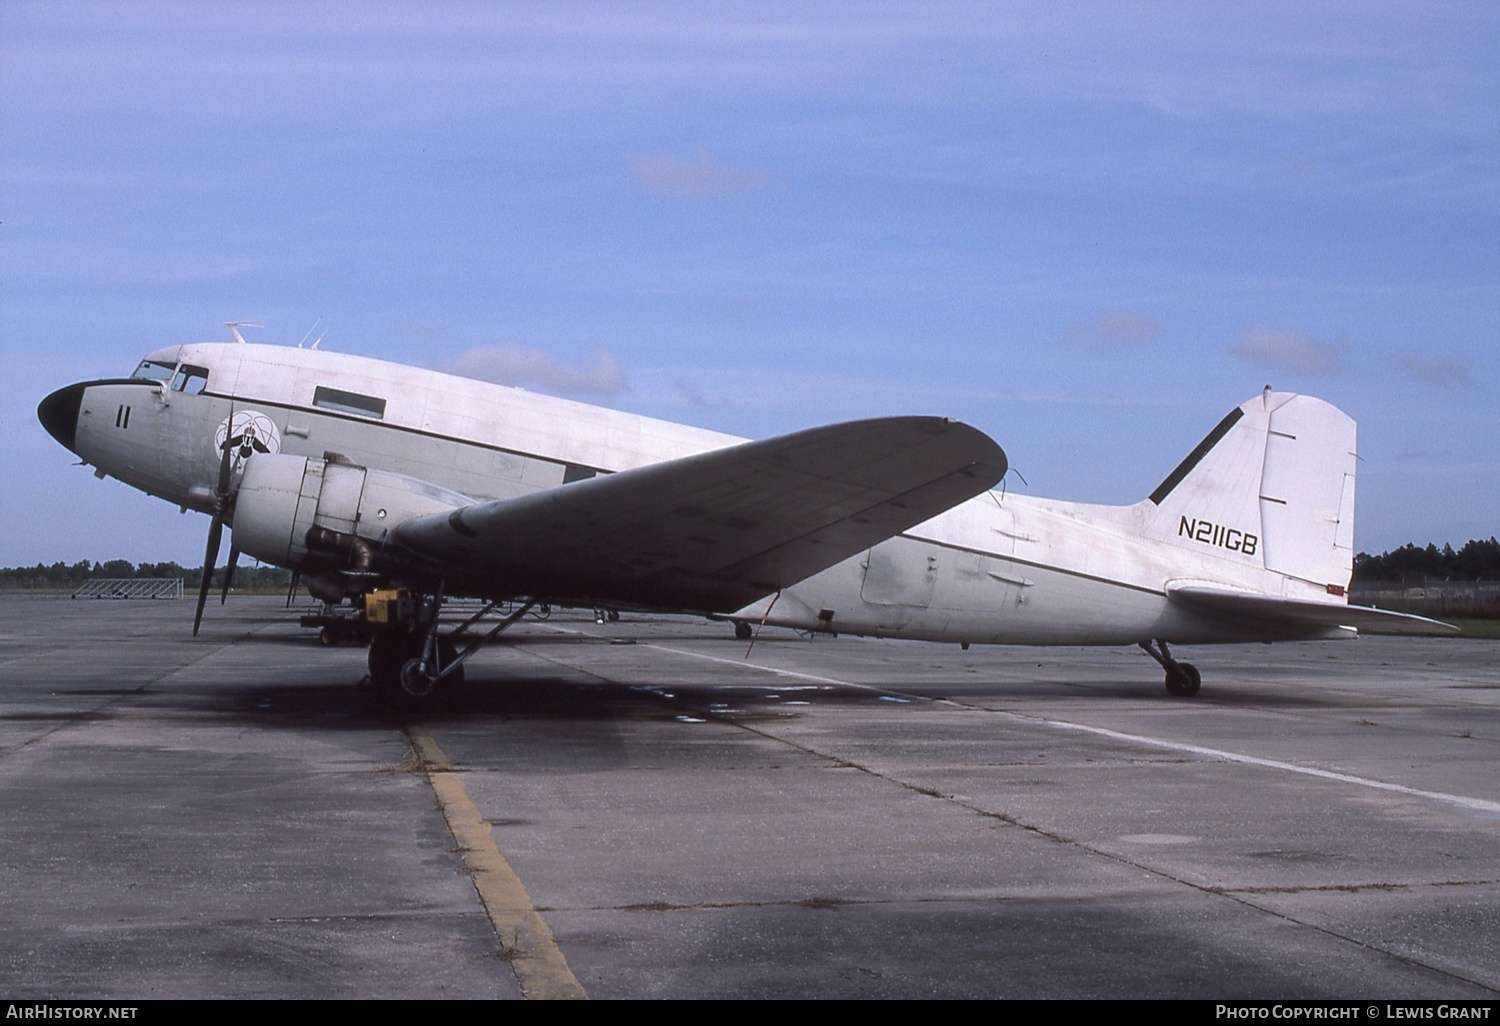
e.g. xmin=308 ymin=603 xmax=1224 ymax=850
xmin=364 ymin=589 xmax=536 ymax=711
xmin=367 ymin=590 xmax=466 ymax=709
xmin=1139 ymin=639 xmax=1201 ymax=697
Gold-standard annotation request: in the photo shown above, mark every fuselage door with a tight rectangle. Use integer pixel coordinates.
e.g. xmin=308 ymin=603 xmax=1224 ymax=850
xmin=860 ymin=537 xmax=937 ymax=608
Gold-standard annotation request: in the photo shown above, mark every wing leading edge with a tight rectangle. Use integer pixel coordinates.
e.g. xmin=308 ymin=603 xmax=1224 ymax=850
xmin=1166 ymin=582 xmax=1459 ymax=636
xmin=395 ymin=416 xmax=1007 ymax=612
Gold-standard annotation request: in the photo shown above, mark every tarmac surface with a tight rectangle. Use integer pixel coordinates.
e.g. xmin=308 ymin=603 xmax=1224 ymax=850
xmin=2 ymin=595 xmax=1498 ymax=1000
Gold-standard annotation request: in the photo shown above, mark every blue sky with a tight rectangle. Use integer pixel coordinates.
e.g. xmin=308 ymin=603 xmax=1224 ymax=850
xmin=2 ymin=1 xmax=1496 ymax=567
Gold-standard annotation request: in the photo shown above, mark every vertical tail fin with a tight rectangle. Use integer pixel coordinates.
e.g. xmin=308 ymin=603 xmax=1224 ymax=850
xmin=1142 ymin=390 xmax=1357 ymax=592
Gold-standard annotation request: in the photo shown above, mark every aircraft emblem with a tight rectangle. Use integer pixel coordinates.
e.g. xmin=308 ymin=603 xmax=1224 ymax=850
xmin=213 ymin=411 xmax=280 ymax=465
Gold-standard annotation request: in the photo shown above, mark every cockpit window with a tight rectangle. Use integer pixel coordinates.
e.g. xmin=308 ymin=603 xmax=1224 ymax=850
xmin=131 ymin=359 xmax=176 ymax=382
xmin=313 ymin=385 xmax=386 ymax=420
xmin=171 ymin=365 xmax=209 ymax=395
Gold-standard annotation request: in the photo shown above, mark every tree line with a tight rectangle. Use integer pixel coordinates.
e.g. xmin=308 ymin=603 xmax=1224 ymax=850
xmin=1353 ymin=538 xmax=1500 ymax=583
xmin=0 ymin=560 xmax=293 ymax=592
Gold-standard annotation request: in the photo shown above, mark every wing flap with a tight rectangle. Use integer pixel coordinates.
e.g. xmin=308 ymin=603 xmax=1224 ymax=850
xmin=1167 ymin=582 xmax=1458 ymax=636
xmin=395 ymin=416 xmax=1006 ymax=611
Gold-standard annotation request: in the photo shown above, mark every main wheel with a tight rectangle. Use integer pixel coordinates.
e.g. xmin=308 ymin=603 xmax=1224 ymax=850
xmin=369 ymin=634 xmax=465 ymax=711
xmin=399 ymin=656 xmax=439 ymax=699
xmin=1164 ymin=662 xmax=1202 ymax=697
xmin=369 ymin=634 xmax=423 ymax=695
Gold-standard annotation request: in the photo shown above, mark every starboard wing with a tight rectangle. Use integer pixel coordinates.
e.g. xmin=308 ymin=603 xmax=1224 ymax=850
xmin=1166 ymin=582 xmax=1458 ymax=636
xmin=394 ymin=416 xmax=1006 ymax=612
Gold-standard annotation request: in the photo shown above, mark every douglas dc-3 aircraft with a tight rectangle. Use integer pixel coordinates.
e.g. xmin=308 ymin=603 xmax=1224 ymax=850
xmin=37 ymin=331 xmax=1451 ymax=707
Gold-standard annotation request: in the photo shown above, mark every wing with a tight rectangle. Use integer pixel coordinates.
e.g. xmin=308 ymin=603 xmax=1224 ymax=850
xmin=395 ymin=416 xmax=1006 ymax=612
xmin=1166 ymin=582 xmax=1459 ymax=636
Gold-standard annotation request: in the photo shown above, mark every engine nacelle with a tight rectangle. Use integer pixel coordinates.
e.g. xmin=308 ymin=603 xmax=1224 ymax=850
xmin=232 ymin=453 xmax=471 ymax=574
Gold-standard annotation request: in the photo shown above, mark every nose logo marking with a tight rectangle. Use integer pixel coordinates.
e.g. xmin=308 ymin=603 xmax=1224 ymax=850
xmin=213 ymin=411 xmax=281 ymax=468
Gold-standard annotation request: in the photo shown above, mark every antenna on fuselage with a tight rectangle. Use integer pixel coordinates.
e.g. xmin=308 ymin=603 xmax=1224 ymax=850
xmin=225 ymin=321 xmax=262 ymax=345
xmin=296 ymin=318 xmax=323 ymax=349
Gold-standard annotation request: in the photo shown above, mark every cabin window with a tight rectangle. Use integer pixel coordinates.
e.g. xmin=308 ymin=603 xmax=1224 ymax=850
xmin=131 ymin=359 xmax=176 ymax=382
xmin=171 ymin=365 xmax=209 ymax=394
xmin=313 ymin=385 xmax=386 ymax=420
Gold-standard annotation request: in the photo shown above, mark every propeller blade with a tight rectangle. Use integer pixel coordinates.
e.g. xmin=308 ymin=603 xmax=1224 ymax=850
xmin=194 ymin=419 xmax=237 ymax=635
xmin=216 ymin=426 xmax=235 ymax=493
xmin=220 ymin=544 xmax=240 ymax=605
xmin=193 ymin=512 xmax=224 ymax=636
xmin=285 ymin=572 xmax=301 ymax=608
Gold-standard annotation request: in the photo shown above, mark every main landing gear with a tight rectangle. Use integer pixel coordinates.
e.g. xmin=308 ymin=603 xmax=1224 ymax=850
xmin=363 ymin=588 xmax=537 ymax=711
xmin=1139 ymin=639 xmax=1201 ymax=697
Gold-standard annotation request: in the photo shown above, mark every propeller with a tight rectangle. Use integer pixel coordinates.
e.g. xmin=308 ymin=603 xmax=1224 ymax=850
xmin=193 ymin=427 xmax=238 ymax=636
xmin=219 ymin=544 xmax=240 ymax=605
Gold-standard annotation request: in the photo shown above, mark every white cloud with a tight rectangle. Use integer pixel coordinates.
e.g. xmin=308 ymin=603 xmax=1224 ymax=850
xmin=1229 ymin=326 xmax=1345 ymax=376
xmin=1051 ymin=311 xmax=1164 ymax=352
xmin=1393 ymin=349 xmax=1475 ymax=389
xmin=388 ymin=317 xmax=458 ymax=345
xmin=673 ymin=379 xmax=734 ymax=409
xmin=438 ymin=346 xmax=628 ymax=398
xmin=632 ymin=152 xmax=779 ymax=199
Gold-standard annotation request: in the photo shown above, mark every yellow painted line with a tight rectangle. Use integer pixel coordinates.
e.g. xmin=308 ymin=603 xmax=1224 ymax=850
xmin=406 ymin=726 xmax=587 ymax=1000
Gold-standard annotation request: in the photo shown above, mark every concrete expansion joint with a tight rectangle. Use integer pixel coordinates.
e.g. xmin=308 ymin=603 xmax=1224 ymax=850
xmin=1224 ymin=890 xmax=1500 ymax=997
xmin=1220 ymin=877 xmax=1500 ymax=896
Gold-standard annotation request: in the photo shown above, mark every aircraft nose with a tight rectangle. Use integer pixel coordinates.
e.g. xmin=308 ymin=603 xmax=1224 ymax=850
xmin=37 ymin=383 xmax=85 ymax=452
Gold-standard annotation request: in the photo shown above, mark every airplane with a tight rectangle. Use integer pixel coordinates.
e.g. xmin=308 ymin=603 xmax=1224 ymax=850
xmin=37 ymin=329 xmax=1453 ymax=708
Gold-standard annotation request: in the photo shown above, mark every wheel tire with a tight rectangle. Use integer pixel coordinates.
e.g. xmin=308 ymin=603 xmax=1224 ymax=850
xmin=1165 ymin=662 xmax=1202 ymax=697
xmin=369 ymin=634 xmax=423 ymax=696
xmin=398 ymin=657 xmax=439 ymax=700
xmin=369 ymin=634 xmax=465 ymax=711
xmin=733 ymin=620 xmax=753 ymax=641
xmin=319 ymin=626 xmax=336 ymax=646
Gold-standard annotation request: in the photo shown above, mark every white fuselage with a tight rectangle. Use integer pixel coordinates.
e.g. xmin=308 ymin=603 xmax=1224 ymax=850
xmin=56 ymin=342 xmax=1344 ymax=647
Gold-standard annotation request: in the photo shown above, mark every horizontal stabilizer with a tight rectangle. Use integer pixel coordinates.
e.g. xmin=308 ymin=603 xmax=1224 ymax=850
xmin=1166 ymin=582 xmax=1459 ymax=636
xmin=395 ymin=416 xmax=1006 ymax=612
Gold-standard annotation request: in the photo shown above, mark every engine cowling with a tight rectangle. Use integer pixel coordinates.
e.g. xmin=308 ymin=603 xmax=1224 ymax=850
xmin=232 ymin=453 xmax=471 ymax=574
